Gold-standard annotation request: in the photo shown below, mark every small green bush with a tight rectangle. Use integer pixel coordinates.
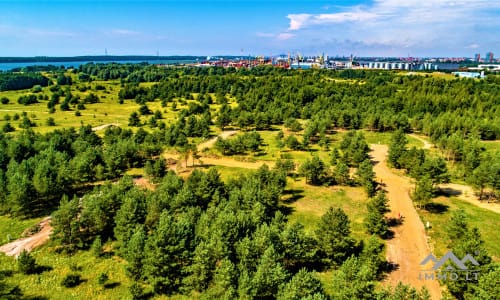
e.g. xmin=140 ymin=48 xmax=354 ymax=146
xmin=17 ymin=250 xmax=36 ymax=274
xmin=61 ymin=273 xmax=81 ymax=288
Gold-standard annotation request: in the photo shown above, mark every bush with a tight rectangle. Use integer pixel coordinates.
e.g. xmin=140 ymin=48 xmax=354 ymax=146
xmin=2 ymin=122 xmax=15 ymax=133
xmin=17 ymin=94 xmax=38 ymax=105
xmin=46 ymin=117 xmax=56 ymax=126
xmin=32 ymin=85 xmax=43 ymax=93
xmin=1 ymin=97 xmax=9 ymax=104
xmin=61 ymin=273 xmax=82 ymax=288
xmin=75 ymin=111 xmax=81 ymax=117
xmin=97 ymin=272 xmax=108 ymax=285
xmin=129 ymin=282 xmax=144 ymax=300
xmin=17 ymin=250 xmax=36 ymax=274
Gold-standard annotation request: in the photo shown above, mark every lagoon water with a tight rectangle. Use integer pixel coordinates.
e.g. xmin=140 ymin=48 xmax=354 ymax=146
xmin=0 ymin=59 xmax=198 ymax=72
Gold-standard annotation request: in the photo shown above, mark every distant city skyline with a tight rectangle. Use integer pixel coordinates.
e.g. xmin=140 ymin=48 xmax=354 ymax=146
xmin=0 ymin=0 xmax=498 ymax=57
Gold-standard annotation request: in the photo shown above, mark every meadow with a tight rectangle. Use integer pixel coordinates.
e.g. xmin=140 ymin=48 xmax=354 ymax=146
xmin=0 ymin=67 xmax=498 ymax=299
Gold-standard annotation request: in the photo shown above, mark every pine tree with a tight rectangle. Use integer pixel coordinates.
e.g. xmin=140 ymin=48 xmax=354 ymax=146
xmin=251 ymin=245 xmax=289 ymax=298
xmin=315 ymin=207 xmax=355 ymax=265
xmin=388 ymin=129 xmax=407 ymax=168
xmin=356 ymin=159 xmax=376 ymax=197
xmin=124 ymin=226 xmax=146 ymax=281
xmin=365 ymin=192 xmax=390 ymax=237
xmin=277 ymin=268 xmax=326 ymax=300
xmin=17 ymin=250 xmax=37 ymax=274
xmin=412 ymin=176 xmax=434 ymax=209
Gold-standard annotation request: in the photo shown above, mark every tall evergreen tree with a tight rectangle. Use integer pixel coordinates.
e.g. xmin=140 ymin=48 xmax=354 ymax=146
xmin=388 ymin=129 xmax=408 ymax=168
xmin=315 ymin=207 xmax=355 ymax=265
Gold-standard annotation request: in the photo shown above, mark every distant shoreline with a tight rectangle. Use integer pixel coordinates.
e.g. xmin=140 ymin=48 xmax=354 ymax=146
xmin=0 ymin=55 xmax=206 ymax=63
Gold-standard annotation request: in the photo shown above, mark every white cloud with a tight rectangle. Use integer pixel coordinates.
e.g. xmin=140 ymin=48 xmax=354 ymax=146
xmin=283 ymin=0 xmax=500 ymax=55
xmin=255 ymin=32 xmax=275 ymax=38
xmin=0 ymin=24 xmax=76 ymax=38
xmin=288 ymin=11 xmax=378 ymax=30
xmin=288 ymin=14 xmax=312 ymax=30
xmin=256 ymin=32 xmax=295 ymax=41
xmin=109 ymin=29 xmax=141 ymax=36
xmin=466 ymin=43 xmax=480 ymax=49
xmin=277 ymin=33 xmax=295 ymax=40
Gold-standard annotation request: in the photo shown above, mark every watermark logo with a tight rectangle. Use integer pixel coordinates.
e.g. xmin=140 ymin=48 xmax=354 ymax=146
xmin=419 ymin=251 xmax=480 ymax=281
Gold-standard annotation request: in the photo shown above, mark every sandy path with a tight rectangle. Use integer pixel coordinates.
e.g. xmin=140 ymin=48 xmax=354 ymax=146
xmin=197 ymin=130 xmax=237 ymax=151
xmin=163 ymin=152 xmax=273 ymax=170
xmin=409 ymin=134 xmax=433 ymax=150
xmin=92 ymin=123 xmax=120 ymax=131
xmin=164 ymin=130 xmax=274 ymax=171
xmin=439 ymin=183 xmax=500 ymax=214
xmin=371 ymin=144 xmax=441 ymax=299
xmin=0 ymin=217 xmax=52 ymax=257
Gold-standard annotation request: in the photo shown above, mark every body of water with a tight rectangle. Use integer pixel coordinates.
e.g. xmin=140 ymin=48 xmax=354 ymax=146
xmin=0 ymin=59 xmax=198 ymax=72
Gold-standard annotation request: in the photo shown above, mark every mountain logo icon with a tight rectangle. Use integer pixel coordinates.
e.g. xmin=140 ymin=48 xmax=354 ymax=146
xmin=420 ymin=251 xmax=479 ymax=271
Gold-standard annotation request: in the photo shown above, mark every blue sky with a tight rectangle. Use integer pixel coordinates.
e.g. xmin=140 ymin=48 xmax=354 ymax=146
xmin=0 ymin=0 xmax=498 ymax=57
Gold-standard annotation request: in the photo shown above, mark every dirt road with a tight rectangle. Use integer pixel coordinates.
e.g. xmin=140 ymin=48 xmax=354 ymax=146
xmin=371 ymin=144 xmax=441 ymax=299
xmin=92 ymin=123 xmax=120 ymax=131
xmin=164 ymin=130 xmax=274 ymax=171
xmin=197 ymin=130 xmax=237 ymax=151
xmin=0 ymin=217 xmax=52 ymax=257
xmin=439 ymin=183 xmax=500 ymax=214
xmin=409 ymin=134 xmax=433 ymax=150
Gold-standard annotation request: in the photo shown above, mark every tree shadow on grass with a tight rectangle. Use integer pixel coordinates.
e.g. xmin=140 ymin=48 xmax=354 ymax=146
xmin=423 ymin=202 xmax=449 ymax=214
xmin=104 ymin=282 xmax=121 ymax=289
xmin=435 ymin=187 xmax=461 ymax=197
xmin=33 ymin=264 xmax=53 ymax=274
xmin=281 ymin=189 xmax=305 ymax=204
xmin=278 ymin=206 xmax=295 ymax=216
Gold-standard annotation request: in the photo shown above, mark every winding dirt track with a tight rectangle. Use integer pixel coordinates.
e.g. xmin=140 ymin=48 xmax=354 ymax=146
xmin=197 ymin=130 xmax=238 ymax=151
xmin=0 ymin=217 xmax=52 ymax=257
xmin=371 ymin=144 xmax=442 ymax=299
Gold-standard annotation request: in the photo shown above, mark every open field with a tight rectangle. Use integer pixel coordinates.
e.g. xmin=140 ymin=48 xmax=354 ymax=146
xmin=0 ymin=68 xmax=498 ymax=299
xmin=0 ymin=215 xmax=44 ymax=245
xmin=283 ymin=179 xmax=369 ymax=238
xmin=418 ymin=196 xmax=500 ymax=261
xmin=0 ymin=246 xmax=133 ymax=300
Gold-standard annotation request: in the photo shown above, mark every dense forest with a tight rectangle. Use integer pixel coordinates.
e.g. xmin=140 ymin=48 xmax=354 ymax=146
xmin=77 ymin=63 xmax=499 ymax=141
xmin=0 ymin=64 xmax=498 ymax=299
xmin=0 ymin=73 xmax=50 ymax=91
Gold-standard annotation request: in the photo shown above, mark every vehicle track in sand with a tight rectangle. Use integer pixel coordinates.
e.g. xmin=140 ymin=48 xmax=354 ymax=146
xmin=371 ymin=144 xmax=442 ymax=299
xmin=0 ymin=217 xmax=52 ymax=257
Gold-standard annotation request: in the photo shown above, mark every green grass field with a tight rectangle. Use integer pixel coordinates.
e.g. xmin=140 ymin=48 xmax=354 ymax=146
xmin=418 ymin=196 xmax=500 ymax=261
xmin=283 ymin=178 xmax=369 ymax=239
xmin=1 ymin=75 xmax=498 ymax=299
xmin=0 ymin=215 xmax=44 ymax=245
xmin=0 ymin=80 xmax=181 ymax=134
xmin=0 ymin=246 xmax=132 ymax=300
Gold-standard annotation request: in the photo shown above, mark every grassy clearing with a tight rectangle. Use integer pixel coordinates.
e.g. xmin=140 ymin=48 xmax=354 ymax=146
xmin=0 ymin=245 xmax=132 ymax=300
xmin=283 ymin=179 xmax=369 ymax=239
xmin=0 ymin=80 xmax=180 ymax=134
xmin=0 ymin=215 xmax=44 ymax=245
xmin=418 ymin=196 xmax=500 ymax=261
xmin=480 ymin=140 xmax=500 ymax=152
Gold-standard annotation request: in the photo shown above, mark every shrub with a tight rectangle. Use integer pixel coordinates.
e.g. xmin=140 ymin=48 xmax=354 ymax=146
xmin=2 ymin=123 xmax=15 ymax=133
xmin=1 ymin=97 xmax=9 ymax=104
xmin=17 ymin=94 xmax=38 ymax=105
xmin=97 ymin=272 xmax=108 ymax=285
xmin=17 ymin=250 xmax=36 ymax=274
xmin=32 ymin=85 xmax=43 ymax=93
xmin=61 ymin=273 xmax=81 ymax=288
xmin=46 ymin=117 xmax=56 ymax=126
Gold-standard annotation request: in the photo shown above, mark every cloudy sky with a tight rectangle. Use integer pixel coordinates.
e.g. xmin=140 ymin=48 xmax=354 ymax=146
xmin=0 ymin=0 xmax=498 ymax=57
